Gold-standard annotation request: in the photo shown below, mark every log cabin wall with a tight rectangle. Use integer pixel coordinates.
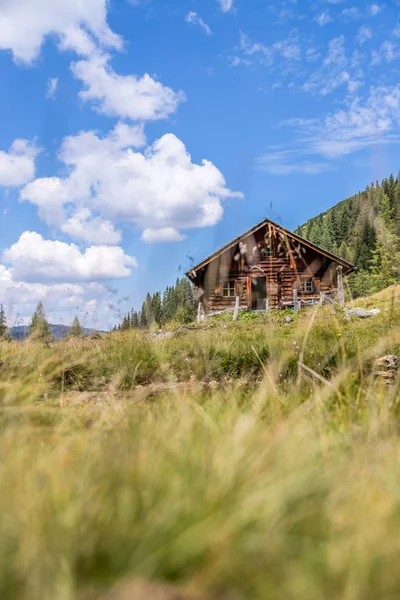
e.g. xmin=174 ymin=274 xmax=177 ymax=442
xmin=196 ymin=223 xmax=339 ymax=313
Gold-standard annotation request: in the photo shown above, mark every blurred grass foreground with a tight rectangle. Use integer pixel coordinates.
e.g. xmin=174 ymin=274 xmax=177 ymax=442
xmin=2 ymin=287 xmax=400 ymax=599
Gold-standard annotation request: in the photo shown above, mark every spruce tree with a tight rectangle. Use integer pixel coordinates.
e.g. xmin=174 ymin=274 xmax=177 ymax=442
xmin=131 ymin=311 xmax=139 ymax=328
xmin=121 ymin=315 xmax=130 ymax=331
xmin=369 ymin=193 xmax=400 ymax=291
xmin=139 ymin=308 xmax=147 ymax=328
xmin=29 ymin=302 xmax=52 ymax=341
xmin=143 ymin=293 xmax=155 ymax=326
xmin=70 ymin=315 xmax=83 ymax=337
xmin=151 ymin=292 xmax=163 ymax=326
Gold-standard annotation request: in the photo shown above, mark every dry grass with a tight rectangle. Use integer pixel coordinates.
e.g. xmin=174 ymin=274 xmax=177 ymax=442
xmin=0 ymin=287 xmax=400 ymax=599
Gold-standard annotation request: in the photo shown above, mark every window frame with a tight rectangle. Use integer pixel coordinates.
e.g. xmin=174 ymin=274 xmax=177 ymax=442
xmin=214 ymin=280 xmax=237 ymax=297
xmin=299 ymin=278 xmax=314 ymax=294
xmin=222 ymin=280 xmax=236 ymax=297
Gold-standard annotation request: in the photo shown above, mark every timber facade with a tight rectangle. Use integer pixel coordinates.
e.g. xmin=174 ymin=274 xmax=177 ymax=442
xmin=186 ymin=218 xmax=354 ymax=314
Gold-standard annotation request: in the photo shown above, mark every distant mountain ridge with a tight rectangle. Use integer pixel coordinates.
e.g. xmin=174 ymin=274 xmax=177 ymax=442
xmin=10 ymin=324 xmax=99 ymax=341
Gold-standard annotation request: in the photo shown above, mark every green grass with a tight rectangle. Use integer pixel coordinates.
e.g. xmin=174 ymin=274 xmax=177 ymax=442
xmin=1 ymin=287 xmax=400 ymax=599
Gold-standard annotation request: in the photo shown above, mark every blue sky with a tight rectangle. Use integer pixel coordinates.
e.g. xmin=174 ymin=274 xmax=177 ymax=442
xmin=1 ymin=0 xmax=400 ymax=328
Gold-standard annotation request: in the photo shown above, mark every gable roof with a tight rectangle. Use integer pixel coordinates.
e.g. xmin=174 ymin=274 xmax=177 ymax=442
xmin=186 ymin=217 xmax=355 ymax=277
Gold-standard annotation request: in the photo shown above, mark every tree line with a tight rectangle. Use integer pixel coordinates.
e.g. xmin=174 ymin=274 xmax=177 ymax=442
xmin=0 ymin=302 xmax=84 ymax=341
xmin=295 ymin=172 xmax=400 ymax=297
xmin=118 ymin=278 xmax=198 ymax=330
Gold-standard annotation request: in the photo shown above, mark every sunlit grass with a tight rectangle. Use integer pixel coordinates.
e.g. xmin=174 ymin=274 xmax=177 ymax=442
xmin=0 ymin=287 xmax=400 ymax=599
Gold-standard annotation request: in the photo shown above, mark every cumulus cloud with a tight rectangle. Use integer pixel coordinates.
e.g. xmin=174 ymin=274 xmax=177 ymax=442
xmin=186 ymin=12 xmax=213 ymax=36
xmin=3 ymin=231 xmax=137 ymax=283
xmin=20 ymin=122 xmax=242 ymax=243
xmin=0 ymin=263 xmax=114 ymax=327
xmin=257 ymin=85 xmax=400 ymax=174
xmin=61 ymin=209 xmax=122 ymax=245
xmin=141 ymin=228 xmax=187 ymax=243
xmin=71 ymin=53 xmax=186 ymax=122
xmin=20 ymin=122 xmax=146 ymax=229
xmin=0 ymin=139 xmax=38 ymax=186
xmin=0 ymin=0 xmax=121 ymax=63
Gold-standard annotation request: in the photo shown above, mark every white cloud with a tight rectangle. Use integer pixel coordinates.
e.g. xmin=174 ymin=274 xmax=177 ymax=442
xmin=371 ymin=41 xmax=400 ymax=64
xmin=3 ymin=231 xmax=137 ymax=283
xmin=186 ymin=12 xmax=213 ymax=36
xmin=141 ymin=228 xmax=187 ymax=243
xmin=218 ymin=0 xmax=233 ymax=13
xmin=315 ymin=11 xmax=333 ymax=26
xmin=20 ymin=122 xmax=146 ymax=227
xmin=394 ymin=25 xmax=400 ymax=38
xmin=0 ymin=0 xmax=121 ymax=63
xmin=0 ymin=263 xmax=113 ymax=327
xmin=237 ymin=32 xmax=302 ymax=67
xmin=302 ymin=36 xmax=363 ymax=96
xmin=61 ymin=209 xmax=122 ymax=245
xmin=356 ymin=26 xmax=373 ymax=45
xmin=46 ymin=77 xmax=58 ymax=99
xmin=0 ymin=139 xmax=38 ymax=186
xmin=58 ymin=25 xmax=98 ymax=57
xmin=71 ymin=53 xmax=186 ymax=122
xmin=340 ymin=8 xmax=361 ymax=21
xmin=368 ymin=4 xmax=384 ymax=16
xmin=257 ymin=85 xmax=400 ymax=174
xmin=20 ymin=122 xmax=242 ymax=242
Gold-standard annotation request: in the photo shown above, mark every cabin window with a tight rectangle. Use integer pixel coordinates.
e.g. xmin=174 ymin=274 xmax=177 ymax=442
xmin=223 ymin=281 xmax=236 ymax=297
xmin=214 ymin=281 xmax=236 ymax=297
xmin=300 ymin=278 xmax=314 ymax=293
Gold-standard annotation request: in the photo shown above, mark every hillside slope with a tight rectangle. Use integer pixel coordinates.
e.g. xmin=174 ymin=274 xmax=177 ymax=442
xmin=295 ymin=172 xmax=400 ymax=296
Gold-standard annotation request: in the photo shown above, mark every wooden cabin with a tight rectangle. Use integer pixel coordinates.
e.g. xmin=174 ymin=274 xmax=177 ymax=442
xmin=186 ymin=218 xmax=354 ymax=314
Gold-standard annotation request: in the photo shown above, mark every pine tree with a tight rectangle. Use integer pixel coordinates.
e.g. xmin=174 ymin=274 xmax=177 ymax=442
xmin=70 ymin=315 xmax=83 ymax=337
xmin=0 ymin=304 xmax=8 ymax=339
xmin=142 ymin=293 xmax=155 ymax=327
xmin=131 ymin=311 xmax=139 ymax=328
xmin=121 ymin=315 xmax=130 ymax=331
xmin=151 ymin=292 xmax=163 ymax=327
xmin=29 ymin=302 xmax=52 ymax=341
xmin=139 ymin=308 xmax=147 ymax=328
xmin=394 ymin=176 xmax=400 ymax=236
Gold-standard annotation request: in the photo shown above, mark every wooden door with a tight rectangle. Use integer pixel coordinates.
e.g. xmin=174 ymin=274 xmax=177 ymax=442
xmin=251 ymin=276 xmax=267 ymax=310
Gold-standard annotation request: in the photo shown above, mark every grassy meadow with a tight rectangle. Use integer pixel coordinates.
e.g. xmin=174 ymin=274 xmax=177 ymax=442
xmin=1 ymin=286 xmax=400 ymax=599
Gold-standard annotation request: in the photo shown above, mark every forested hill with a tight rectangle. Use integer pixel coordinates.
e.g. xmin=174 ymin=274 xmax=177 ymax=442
xmin=295 ymin=172 xmax=400 ymax=297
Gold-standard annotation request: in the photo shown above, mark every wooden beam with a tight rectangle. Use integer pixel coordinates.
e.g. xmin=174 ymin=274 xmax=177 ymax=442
xmin=293 ymin=289 xmax=299 ymax=314
xmin=337 ymin=265 xmax=345 ymax=307
xmin=233 ymin=296 xmax=240 ymax=321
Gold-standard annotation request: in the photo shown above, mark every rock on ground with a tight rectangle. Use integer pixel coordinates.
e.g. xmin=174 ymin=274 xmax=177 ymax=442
xmin=373 ymin=355 xmax=399 ymax=386
xmin=375 ymin=355 xmax=399 ymax=371
xmin=346 ymin=308 xmax=381 ymax=319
